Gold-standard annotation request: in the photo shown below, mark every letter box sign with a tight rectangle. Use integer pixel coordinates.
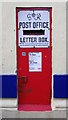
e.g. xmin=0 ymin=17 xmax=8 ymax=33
xmin=18 ymin=10 xmax=50 ymax=48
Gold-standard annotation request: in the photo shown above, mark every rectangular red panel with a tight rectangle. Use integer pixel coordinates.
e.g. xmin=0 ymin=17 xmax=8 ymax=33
xmin=16 ymin=7 xmax=52 ymax=111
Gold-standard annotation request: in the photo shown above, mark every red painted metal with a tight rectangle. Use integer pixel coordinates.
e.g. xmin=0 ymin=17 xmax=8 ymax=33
xmin=18 ymin=105 xmax=52 ymax=111
xmin=16 ymin=7 xmax=52 ymax=111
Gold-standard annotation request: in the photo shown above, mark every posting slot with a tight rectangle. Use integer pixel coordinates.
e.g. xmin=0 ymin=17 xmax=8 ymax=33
xmin=23 ymin=30 xmax=45 ymax=35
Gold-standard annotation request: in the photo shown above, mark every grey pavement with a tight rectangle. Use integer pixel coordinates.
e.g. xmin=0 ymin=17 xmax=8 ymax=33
xmin=0 ymin=108 xmax=67 ymax=119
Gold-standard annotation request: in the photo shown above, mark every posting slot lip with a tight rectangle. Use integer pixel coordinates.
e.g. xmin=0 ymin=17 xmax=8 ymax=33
xmin=23 ymin=30 xmax=45 ymax=35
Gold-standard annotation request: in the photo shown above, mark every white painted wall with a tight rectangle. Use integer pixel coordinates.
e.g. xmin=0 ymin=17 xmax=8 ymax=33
xmin=1 ymin=2 xmax=67 ymax=109
xmin=2 ymin=2 xmax=66 ymax=74
xmin=0 ymin=2 xmax=2 ymax=75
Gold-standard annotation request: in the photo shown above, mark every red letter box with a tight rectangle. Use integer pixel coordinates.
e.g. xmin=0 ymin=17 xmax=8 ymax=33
xmin=16 ymin=7 xmax=52 ymax=111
